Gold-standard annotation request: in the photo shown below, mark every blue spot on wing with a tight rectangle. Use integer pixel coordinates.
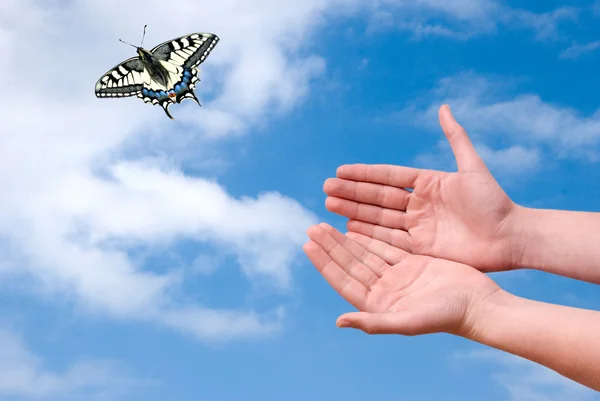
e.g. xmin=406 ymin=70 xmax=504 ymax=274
xmin=173 ymin=69 xmax=195 ymax=94
xmin=140 ymin=68 xmax=197 ymax=103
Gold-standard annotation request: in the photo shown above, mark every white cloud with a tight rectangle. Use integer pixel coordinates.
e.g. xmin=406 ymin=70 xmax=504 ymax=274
xmin=413 ymin=137 xmax=541 ymax=178
xmin=475 ymin=143 xmax=541 ymax=175
xmin=453 ymin=348 xmax=599 ymax=401
xmin=560 ymin=40 xmax=600 ymax=59
xmin=592 ymin=0 xmax=600 ymax=16
xmin=507 ymin=6 xmax=579 ymax=40
xmin=402 ymin=72 xmax=600 ymax=167
xmin=0 ymin=328 xmax=144 ymax=400
xmin=366 ymin=0 xmax=578 ymax=40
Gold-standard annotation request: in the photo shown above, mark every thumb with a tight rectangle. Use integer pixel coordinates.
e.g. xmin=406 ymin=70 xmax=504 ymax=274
xmin=336 ymin=311 xmax=422 ymax=336
xmin=438 ymin=104 xmax=486 ymax=172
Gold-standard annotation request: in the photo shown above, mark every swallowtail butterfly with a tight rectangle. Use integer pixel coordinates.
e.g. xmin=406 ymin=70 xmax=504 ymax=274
xmin=95 ymin=26 xmax=219 ymax=120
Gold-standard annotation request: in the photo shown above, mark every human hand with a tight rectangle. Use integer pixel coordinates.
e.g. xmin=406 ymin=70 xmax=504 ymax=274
xmin=303 ymin=222 xmax=502 ymax=336
xmin=323 ymin=105 xmax=524 ymax=273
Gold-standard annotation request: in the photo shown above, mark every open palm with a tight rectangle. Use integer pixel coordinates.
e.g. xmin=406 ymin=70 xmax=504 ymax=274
xmin=303 ymin=223 xmax=500 ymax=336
xmin=323 ymin=105 xmax=522 ymax=273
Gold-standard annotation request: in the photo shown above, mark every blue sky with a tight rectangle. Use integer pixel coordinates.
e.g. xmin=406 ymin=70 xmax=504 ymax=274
xmin=0 ymin=0 xmax=600 ymax=400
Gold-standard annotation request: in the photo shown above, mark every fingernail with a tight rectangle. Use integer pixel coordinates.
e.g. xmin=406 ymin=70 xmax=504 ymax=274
xmin=337 ymin=319 xmax=351 ymax=328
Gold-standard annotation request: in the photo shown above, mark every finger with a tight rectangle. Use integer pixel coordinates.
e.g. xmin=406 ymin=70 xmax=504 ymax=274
xmin=307 ymin=224 xmax=379 ymax=289
xmin=336 ymin=164 xmax=422 ymax=189
xmin=319 ymin=223 xmax=389 ymax=277
xmin=325 ymin=197 xmax=409 ymax=230
xmin=345 ymin=232 xmax=409 ymax=265
xmin=346 ymin=220 xmax=413 ymax=252
xmin=438 ymin=104 xmax=486 ymax=173
xmin=323 ymin=178 xmax=411 ymax=211
xmin=336 ymin=311 xmax=423 ymax=336
xmin=303 ymin=240 xmax=367 ymax=309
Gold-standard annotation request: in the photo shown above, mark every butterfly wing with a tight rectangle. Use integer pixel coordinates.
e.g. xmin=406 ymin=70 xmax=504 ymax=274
xmin=94 ymin=57 xmax=146 ymax=98
xmin=150 ymin=32 xmax=219 ymax=69
xmin=135 ymin=33 xmax=219 ymax=119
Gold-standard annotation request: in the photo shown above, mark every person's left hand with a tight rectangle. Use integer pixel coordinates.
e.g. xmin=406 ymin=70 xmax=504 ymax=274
xmin=303 ymin=223 xmax=502 ymax=336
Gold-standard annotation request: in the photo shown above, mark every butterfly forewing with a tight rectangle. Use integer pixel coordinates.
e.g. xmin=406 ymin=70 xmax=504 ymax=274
xmin=151 ymin=33 xmax=219 ymax=69
xmin=94 ymin=58 xmax=146 ymax=98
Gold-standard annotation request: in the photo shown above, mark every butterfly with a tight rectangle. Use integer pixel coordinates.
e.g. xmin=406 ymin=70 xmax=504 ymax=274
xmin=95 ymin=26 xmax=219 ymax=120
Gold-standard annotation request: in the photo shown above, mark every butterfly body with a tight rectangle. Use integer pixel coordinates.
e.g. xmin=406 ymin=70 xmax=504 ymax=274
xmin=95 ymin=32 xmax=219 ymax=120
xmin=137 ymin=47 xmax=171 ymax=87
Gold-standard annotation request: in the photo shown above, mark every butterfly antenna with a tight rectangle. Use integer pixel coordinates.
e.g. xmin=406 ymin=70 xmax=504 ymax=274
xmin=140 ymin=24 xmax=148 ymax=47
xmin=118 ymin=38 xmax=137 ymax=49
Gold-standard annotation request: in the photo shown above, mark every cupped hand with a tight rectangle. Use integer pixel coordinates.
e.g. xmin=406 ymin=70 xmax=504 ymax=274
xmin=303 ymin=222 xmax=501 ymax=336
xmin=323 ymin=105 xmax=523 ymax=273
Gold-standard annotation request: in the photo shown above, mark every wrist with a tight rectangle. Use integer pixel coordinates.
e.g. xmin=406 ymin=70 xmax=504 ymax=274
xmin=460 ymin=288 xmax=517 ymax=342
xmin=504 ymin=204 xmax=534 ymax=271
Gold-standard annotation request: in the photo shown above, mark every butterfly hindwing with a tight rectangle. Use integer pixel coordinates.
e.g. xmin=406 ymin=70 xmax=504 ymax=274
xmin=136 ymin=66 xmax=201 ymax=120
xmin=94 ymin=57 xmax=146 ymax=98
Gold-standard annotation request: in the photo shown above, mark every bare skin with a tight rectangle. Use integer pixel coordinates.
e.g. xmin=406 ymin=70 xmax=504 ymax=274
xmin=303 ymin=223 xmax=600 ymax=391
xmin=323 ymin=105 xmax=600 ymax=284
xmin=303 ymin=223 xmax=501 ymax=336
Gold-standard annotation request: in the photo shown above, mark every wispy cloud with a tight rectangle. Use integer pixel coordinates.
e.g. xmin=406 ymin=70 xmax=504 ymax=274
xmin=506 ymin=6 xmax=579 ymax=41
xmin=366 ymin=0 xmax=578 ymax=40
xmin=452 ymin=348 xmax=598 ymax=401
xmin=0 ymin=328 xmax=146 ymax=401
xmin=593 ymin=0 xmax=600 ymax=16
xmin=399 ymin=72 xmax=600 ymax=172
xmin=560 ymin=40 xmax=600 ymax=59
xmin=412 ymin=137 xmax=540 ymax=180
xmin=475 ymin=143 xmax=541 ymax=175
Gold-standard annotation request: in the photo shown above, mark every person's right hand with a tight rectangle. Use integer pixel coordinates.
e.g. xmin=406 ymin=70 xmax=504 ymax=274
xmin=323 ymin=104 xmax=525 ymax=273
